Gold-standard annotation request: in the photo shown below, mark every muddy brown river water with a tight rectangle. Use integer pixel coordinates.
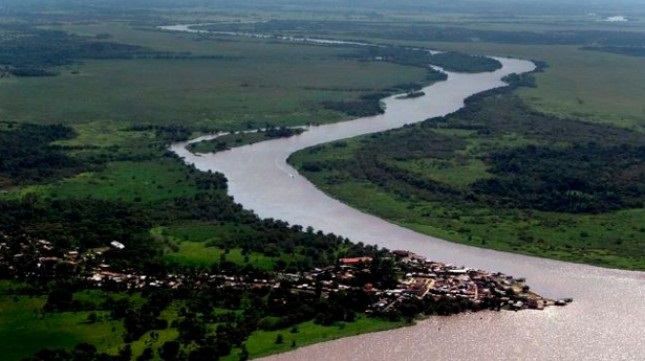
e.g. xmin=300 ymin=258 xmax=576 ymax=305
xmin=167 ymin=26 xmax=645 ymax=360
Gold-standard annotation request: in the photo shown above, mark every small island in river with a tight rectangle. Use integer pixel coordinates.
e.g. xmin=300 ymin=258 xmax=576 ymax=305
xmin=189 ymin=125 xmax=305 ymax=153
xmin=396 ymin=90 xmax=426 ymax=99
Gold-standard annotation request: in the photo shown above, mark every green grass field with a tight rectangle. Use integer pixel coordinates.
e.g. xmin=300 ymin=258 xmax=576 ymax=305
xmin=0 ymin=290 xmax=403 ymax=361
xmin=0 ymin=58 xmax=423 ymax=129
xmin=2 ymin=160 xmax=206 ymax=202
xmin=49 ymin=161 xmax=200 ymax=202
xmin=163 ymin=243 xmax=278 ymax=269
xmin=376 ymin=41 xmax=645 ymax=131
xmin=156 ymin=223 xmax=313 ymax=270
xmin=0 ymin=23 xmax=428 ymax=131
xmin=293 ymin=158 xmax=645 ymax=270
xmin=0 ymin=293 xmax=190 ymax=361
xmin=26 ymin=12 xmax=645 ymax=135
xmin=0 ymin=296 xmax=125 ymax=361
xmin=221 ymin=317 xmax=406 ymax=361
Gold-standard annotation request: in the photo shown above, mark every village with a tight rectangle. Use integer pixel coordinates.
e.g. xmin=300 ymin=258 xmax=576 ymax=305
xmin=0 ymin=234 xmax=570 ymax=318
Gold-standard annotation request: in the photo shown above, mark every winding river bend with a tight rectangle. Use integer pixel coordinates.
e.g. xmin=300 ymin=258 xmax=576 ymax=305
xmin=168 ymin=27 xmax=645 ymax=361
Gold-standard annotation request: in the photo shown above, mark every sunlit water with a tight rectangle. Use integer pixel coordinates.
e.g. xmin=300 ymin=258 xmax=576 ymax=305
xmin=167 ymin=25 xmax=645 ymax=360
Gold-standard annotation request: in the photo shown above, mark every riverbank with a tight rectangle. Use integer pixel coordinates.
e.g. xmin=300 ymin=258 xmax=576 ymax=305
xmin=188 ymin=127 xmax=305 ymax=154
xmin=3 ymin=227 xmax=560 ymax=361
xmin=220 ymin=317 xmax=408 ymax=361
xmin=2 ymin=8 xmax=643 ymax=361
xmin=0 ymin=21 xmax=542 ymax=361
xmin=172 ymin=53 xmax=645 ymax=361
xmin=288 ymin=88 xmax=645 ymax=270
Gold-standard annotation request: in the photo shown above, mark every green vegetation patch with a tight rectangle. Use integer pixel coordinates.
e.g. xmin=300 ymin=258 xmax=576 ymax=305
xmin=321 ymin=92 xmax=390 ymax=118
xmin=161 ymin=222 xmax=341 ymax=271
xmin=0 ymin=296 xmax=124 ymax=361
xmin=581 ymin=45 xmax=645 ymax=57
xmin=349 ymin=45 xmax=501 ymax=73
xmin=193 ymin=19 xmax=645 ymax=49
xmin=291 ymin=90 xmax=645 ymax=270
xmin=0 ymin=33 xmax=429 ymax=129
xmin=473 ymin=144 xmax=645 ymax=213
xmin=163 ymin=243 xmax=277 ymax=270
xmin=0 ymin=288 xmax=404 ymax=361
xmin=416 ymin=42 xmax=645 ymax=131
xmin=48 ymin=160 xmax=203 ymax=203
xmin=6 ymin=11 xmax=645 ymax=361
xmin=189 ymin=127 xmax=304 ymax=154
xmin=0 ymin=122 xmax=82 ymax=187
xmin=0 ymin=25 xmax=155 ymax=75
xmin=216 ymin=19 xmax=645 ymax=131
xmin=222 ymin=317 xmax=405 ymax=361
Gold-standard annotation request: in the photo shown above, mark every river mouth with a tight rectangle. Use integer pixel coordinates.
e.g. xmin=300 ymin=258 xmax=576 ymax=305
xmin=167 ymin=24 xmax=645 ymax=361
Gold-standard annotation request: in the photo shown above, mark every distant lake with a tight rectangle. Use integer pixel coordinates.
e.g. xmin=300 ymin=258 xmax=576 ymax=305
xmin=605 ymin=16 xmax=628 ymax=22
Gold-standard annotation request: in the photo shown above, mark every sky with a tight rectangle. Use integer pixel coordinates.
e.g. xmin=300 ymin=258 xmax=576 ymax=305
xmin=1 ymin=0 xmax=643 ymax=16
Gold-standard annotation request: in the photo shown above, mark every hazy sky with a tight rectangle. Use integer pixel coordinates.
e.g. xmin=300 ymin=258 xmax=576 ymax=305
xmin=1 ymin=0 xmax=643 ymax=15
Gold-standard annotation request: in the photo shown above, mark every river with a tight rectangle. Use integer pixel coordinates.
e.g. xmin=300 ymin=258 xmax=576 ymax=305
xmin=168 ymin=25 xmax=645 ymax=361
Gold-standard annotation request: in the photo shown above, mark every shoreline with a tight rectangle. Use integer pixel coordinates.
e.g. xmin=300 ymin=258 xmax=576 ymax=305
xmin=169 ymin=53 xmax=550 ymax=359
xmin=167 ymin=24 xmax=644 ymax=361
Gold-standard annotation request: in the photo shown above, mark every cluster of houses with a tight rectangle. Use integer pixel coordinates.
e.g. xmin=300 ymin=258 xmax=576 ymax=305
xmin=348 ymin=250 xmax=570 ymax=312
xmin=0 ymin=233 xmax=568 ymax=314
xmin=0 ymin=234 xmax=123 ymax=281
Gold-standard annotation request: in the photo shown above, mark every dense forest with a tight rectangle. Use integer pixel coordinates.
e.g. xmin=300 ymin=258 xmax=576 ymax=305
xmin=0 ymin=122 xmax=198 ymax=188
xmin=472 ymin=144 xmax=645 ymax=213
xmin=0 ymin=26 xmax=236 ymax=77
xmin=0 ymin=123 xmax=83 ymax=186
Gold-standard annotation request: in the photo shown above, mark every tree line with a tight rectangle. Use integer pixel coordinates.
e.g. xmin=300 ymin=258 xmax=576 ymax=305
xmin=0 ymin=25 xmax=236 ymax=77
xmin=0 ymin=122 xmax=83 ymax=186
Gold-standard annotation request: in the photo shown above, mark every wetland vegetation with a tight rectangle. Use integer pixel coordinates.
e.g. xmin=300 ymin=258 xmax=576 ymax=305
xmin=1 ymin=0 xmax=644 ymax=360
xmin=188 ymin=126 xmax=305 ymax=154
xmin=291 ymin=86 xmax=645 ymax=270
